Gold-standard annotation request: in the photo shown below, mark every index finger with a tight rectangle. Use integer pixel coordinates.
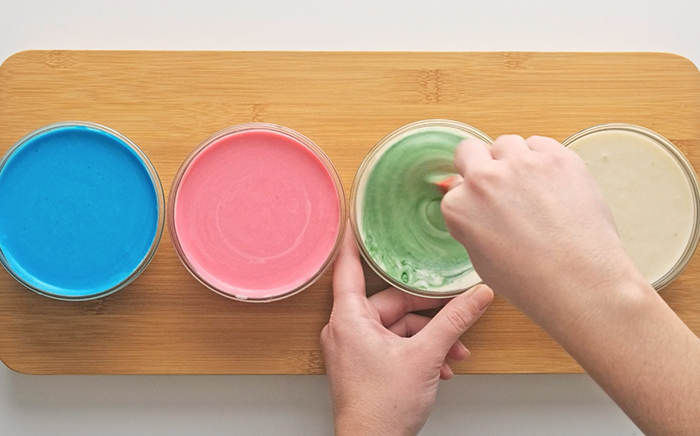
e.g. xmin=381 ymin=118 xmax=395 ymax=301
xmin=331 ymin=224 xmax=366 ymax=307
xmin=454 ymin=139 xmax=492 ymax=177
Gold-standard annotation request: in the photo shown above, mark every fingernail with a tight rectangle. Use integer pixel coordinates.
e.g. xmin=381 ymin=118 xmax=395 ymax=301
xmin=459 ymin=341 xmax=471 ymax=357
xmin=469 ymin=285 xmax=494 ymax=310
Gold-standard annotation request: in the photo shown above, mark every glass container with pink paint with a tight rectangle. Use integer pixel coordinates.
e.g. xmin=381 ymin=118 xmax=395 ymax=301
xmin=169 ymin=123 xmax=346 ymax=302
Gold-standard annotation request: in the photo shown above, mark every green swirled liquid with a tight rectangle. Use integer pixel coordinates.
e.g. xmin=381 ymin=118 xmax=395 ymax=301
xmin=359 ymin=127 xmax=481 ymax=294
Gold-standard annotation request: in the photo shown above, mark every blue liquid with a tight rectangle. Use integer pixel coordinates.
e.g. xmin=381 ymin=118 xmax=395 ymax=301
xmin=0 ymin=125 xmax=160 ymax=299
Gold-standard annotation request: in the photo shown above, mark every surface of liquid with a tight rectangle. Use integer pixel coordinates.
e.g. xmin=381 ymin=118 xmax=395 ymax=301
xmin=357 ymin=127 xmax=482 ymax=294
xmin=0 ymin=125 xmax=160 ymax=298
xmin=173 ymin=129 xmax=341 ymax=299
xmin=568 ymin=129 xmax=695 ymax=285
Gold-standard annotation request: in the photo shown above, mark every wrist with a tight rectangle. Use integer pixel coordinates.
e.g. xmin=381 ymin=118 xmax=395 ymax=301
xmin=520 ymin=246 xmax=650 ymax=317
xmin=532 ymin=264 xmax=656 ymax=342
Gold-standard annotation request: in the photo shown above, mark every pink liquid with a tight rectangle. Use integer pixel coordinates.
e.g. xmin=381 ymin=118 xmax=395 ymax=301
xmin=173 ymin=129 xmax=341 ymax=300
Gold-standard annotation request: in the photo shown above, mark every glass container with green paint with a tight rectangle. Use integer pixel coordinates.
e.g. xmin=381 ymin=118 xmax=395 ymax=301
xmin=351 ymin=120 xmax=493 ymax=298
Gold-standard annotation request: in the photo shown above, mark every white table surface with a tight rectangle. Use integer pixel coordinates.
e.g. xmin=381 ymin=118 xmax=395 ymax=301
xmin=1 ymin=0 xmax=697 ymax=434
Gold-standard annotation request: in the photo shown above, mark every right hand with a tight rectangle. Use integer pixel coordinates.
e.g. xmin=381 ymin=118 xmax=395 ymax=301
xmin=441 ymin=135 xmax=646 ymax=316
xmin=442 ymin=134 xmax=700 ymax=436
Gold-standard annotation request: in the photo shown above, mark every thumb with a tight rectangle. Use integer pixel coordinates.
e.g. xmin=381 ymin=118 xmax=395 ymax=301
xmin=416 ymin=285 xmax=494 ymax=356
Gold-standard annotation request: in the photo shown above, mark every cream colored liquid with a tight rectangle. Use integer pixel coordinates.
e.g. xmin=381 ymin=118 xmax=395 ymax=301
xmin=568 ymin=130 xmax=695 ymax=285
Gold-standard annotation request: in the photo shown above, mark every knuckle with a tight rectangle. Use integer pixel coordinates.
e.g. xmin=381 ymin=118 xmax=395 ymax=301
xmin=495 ymin=134 xmax=525 ymax=145
xmin=320 ymin=324 xmax=331 ymax=344
xmin=463 ymin=297 xmax=484 ymax=317
xmin=444 ymin=309 xmax=472 ymax=333
xmin=525 ymin=135 xmax=547 ymax=145
xmin=527 ymin=135 xmax=560 ymax=149
xmin=320 ymin=317 xmax=342 ymax=345
xmin=467 ymin=166 xmax=501 ymax=189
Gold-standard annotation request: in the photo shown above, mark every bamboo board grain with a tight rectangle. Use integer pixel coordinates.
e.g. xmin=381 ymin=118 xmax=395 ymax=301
xmin=1 ymin=51 xmax=700 ymax=375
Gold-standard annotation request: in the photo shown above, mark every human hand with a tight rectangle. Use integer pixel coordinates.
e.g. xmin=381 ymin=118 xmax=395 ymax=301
xmin=321 ymin=230 xmax=493 ymax=436
xmin=440 ymin=135 xmax=700 ymax=436
xmin=441 ymin=135 xmax=645 ymax=319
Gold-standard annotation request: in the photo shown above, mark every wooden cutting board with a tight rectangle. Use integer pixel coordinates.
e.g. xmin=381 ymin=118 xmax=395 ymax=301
xmin=1 ymin=51 xmax=699 ymax=374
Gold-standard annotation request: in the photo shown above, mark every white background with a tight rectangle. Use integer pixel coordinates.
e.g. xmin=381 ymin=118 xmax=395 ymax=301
xmin=2 ymin=0 xmax=698 ymax=434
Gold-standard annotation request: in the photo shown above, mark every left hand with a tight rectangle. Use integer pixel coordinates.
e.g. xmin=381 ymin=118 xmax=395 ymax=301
xmin=321 ymin=229 xmax=494 ymax=436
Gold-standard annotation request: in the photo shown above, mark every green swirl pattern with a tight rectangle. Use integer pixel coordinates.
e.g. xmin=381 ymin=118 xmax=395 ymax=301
xmin=359 ymin=128 xmax=476 ymax=293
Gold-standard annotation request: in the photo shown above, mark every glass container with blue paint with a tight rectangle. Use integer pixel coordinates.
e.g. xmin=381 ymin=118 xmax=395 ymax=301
xmin=0 ymin=122 xmax=164 ymax=300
